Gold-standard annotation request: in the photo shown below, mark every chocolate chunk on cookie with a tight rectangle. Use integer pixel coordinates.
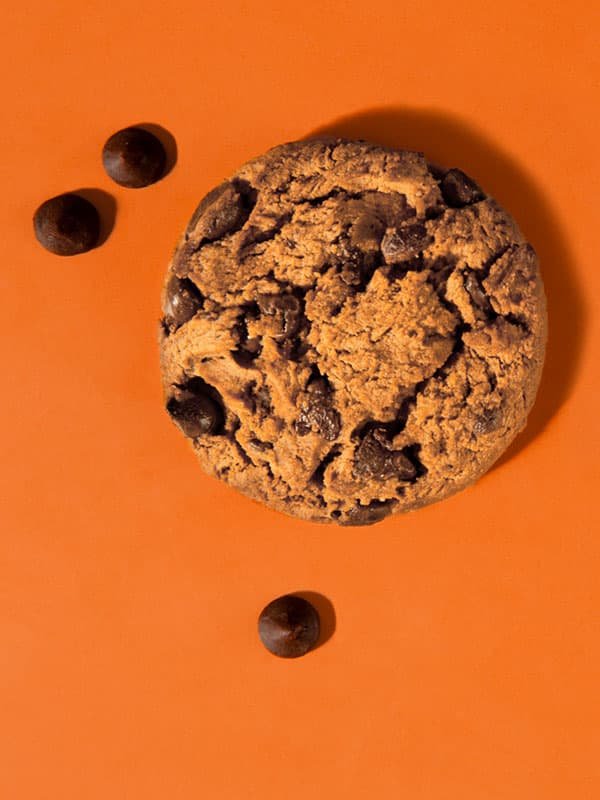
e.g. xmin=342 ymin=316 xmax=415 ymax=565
xmin=186 ymin=180 xmax=256 ymax=243
xmin=295 ymin=377 xmax=341 ymax=442
xmin=354 ymin=428 xmax=417 ymax=482
xmin=166 ymin=378 xmax=225 ymax=438
xmin=381 ymin=222 xmax=431 ymax=263
xmin=163 ymin=275 xmax=203 ymax=331
xmin=231 ymin=304 xmax=262 ymax=366
xmin=160 ymin=139 xmax=546 ymax=525
xmin=440 ymin=168 xmax=485 ymax=207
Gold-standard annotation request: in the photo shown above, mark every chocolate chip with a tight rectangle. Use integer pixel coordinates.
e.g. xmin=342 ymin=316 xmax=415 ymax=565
xmin=440 ymin=169 xmax=484 ymax=207
xmin=354 ymin=428 xmax=417 ymax=481
xmin=295 ymin=378 xmax=341 ymax=441
xmin=163 ymin=275 xmax=203 ymax=330
xmin=464 ymin=271 xmax=491 ymax=315
xmin=381 ymin=222 xmax=431 ymax=263
xmin=33 ymin=193 xmax=100 ymax=256
xmin=473 ymin=407 xmax=503 ymax=436
xmin=166 ymin=380 xmax=224 ymax=437
xmin=258 ymin=294 xmax=302 ymax=340
xmin=232 ymin=305 xmax=262 ymax=366
xmin=258 ymin=595 xmax=320 ymax=658
xmin=342 ymin=500 xmax=397 ymax=526
xmin=186 ymin=180 xmax=255 ymax=242
xmin=102 ymin=127 xmax=166 ymax=188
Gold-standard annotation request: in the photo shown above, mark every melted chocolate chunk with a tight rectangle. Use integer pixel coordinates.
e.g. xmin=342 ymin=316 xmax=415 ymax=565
xmin=166 ymin=395 xmax=223 ymax=437
xmin=354 ymin=428 xmax=417 ymax=481
xmin=473 ymin=407 xmax=503 ymax=436
xmin=186 ymin=179 xmax=256 ymax=242
xmin=166 ymin=379 xmax=225 ymax=437
xmin=163 ymin=275 xmax=203 ymax=330
xmin=440 ymin=169 xmax=484 ymax=207
xmin=231 ymin=304 xmax=262 ymax=366
xmin=295 ymin=378 xmax=341 ymax=441
xmin=381 ymin=222 xmax=431 ymax=263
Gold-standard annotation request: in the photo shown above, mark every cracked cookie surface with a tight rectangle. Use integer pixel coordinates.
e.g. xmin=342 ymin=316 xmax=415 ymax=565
xmin=159 ymin=139 xmax=547 ymax=525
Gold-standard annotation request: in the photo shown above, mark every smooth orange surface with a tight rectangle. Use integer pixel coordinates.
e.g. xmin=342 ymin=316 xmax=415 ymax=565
xmin=1 ymin=1 xmax=599 ymax=797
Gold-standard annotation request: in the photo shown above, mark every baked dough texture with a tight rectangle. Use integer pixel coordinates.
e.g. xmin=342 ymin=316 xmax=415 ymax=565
xmin=159 ymin=139 xmax=547 ymax=525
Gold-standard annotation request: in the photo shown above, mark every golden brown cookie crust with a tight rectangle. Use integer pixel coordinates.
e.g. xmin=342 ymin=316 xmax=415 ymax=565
xmin=159 ymin=139 xmax=547 ymax=525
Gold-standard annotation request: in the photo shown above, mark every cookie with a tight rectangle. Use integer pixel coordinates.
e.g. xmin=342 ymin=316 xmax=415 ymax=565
xmin=159 ymin=139 xmax=547 ymax=525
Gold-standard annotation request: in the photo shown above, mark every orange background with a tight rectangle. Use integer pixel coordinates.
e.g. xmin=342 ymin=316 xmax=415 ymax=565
xmin=1 ymin=1 xmax=599 ymax=797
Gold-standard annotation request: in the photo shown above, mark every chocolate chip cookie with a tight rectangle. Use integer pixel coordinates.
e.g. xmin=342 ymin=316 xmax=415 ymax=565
xmin=159 ymin=139 xmax=547 ymax=525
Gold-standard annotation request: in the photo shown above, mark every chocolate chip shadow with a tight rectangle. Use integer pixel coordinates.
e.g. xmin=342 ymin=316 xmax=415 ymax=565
xmin=293 ymin=591 xmax=336 ymax=650
xmin=135 ymin=122 xmax=178 ymax=178
xmin=307 ymin=108 xmax=584 ymax=470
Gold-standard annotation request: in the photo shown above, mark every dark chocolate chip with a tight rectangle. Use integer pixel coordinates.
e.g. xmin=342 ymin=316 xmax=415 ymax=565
xmin=464 ymin=271 xmax=491 ymax=315
xmin=102 ymin=127 xmax=166 ymax=188
xmin=342 ymin=500 xmax=397 ymax=526
xmin=354 ymin=428 xmax=417 ymax=481
xmin=473 ymin=407 xmax=503 ymax=436
xmin=232 ymin=305 xmax=262 ymax=366
xmin=33 ymin=193 xmax=100 ymax=256
xmin=166 ymin=386 xmax=224 ymax=438
xmin=258 ymin=595 xmax=320 ymax=658
xmin=440 ymin=169 xmax=484 ymax=207
xmin=295 ymin=378 xmax=341 ymax=441
xmin=186 ymin=180 xmax=255 ymax=242
xmin=381 ymin=222 xmax=431 ymax=263
xmin=163 ymin=275 xmax=203 ymax=330
xmin=257 ymin=294 xmax=302 ymax=340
